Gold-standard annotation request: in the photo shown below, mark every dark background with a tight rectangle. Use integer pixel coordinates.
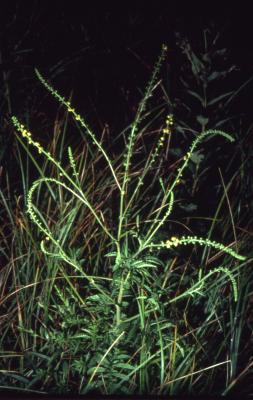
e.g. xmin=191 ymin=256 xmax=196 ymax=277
xmin=1 ymin=1 xmax=253 ymax=134
xmin=1 ymin=1 xmax=252 ymax=215
xmin=0 ymin=4 xmax=252 ymax=395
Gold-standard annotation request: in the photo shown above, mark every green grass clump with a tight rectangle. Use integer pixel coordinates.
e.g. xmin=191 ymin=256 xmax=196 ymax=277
xmin=0 ymin=42 xmax=250 ymax=396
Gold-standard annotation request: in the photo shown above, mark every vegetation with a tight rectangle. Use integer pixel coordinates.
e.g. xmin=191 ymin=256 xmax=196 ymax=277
xmin=0 ymin=29 xmax=252 ymax=396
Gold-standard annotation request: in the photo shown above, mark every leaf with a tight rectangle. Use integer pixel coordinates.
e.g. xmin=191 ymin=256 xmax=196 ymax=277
xmin=214 ymin=48 xmax=227 ymax=57
xmin=87 ymin=294 xmax=101 ymax=301
xmin=207 ymin=71 xmax=224 ymax=81
xmin=190 ymin=150 xmax=204 ymax=164
xmin=114 ymin=353 xmax=130 ymax=361
xmin=87 ymin=366 xmax=106 ymax=375
xmin=158 ymin=322 xmax=175 ymax=330
xmin=207 ymin=91 xmax=234 ymax=106
xmin=26 ymin=351 xmax=51 ymax=361
xmin=179 ymin=203 xmax=198 ymax=212
xmin=190 ymin=52 xmax=205 ymax=77
xmin=186 ymin=89 xmax=204 ymax=104
xmin=69 ymin=334 xmax=90 ymax=340
xmin=5 ymin=373 xmax=30 ymax=384
xmin=196 ymin=115 xmax=209 ymax=126
xmin=105 ymin=252 xmax=117 ymax=258
xmin=116 ymin=362 xmax=136 ymax=371
xmin=215 ymin=116 xmax=235 ymax=127
xmin=111 ymin=372 xmax=130 ymax=380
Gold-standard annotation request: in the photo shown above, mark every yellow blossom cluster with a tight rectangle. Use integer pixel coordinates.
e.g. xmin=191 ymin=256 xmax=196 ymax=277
xmin=165 ymin=236 xmax=180 ymax=248
xmin=163 ymin=113 xmax=173 ymax=135
xmin=183 ymin=152 xmax=191 ymax=161
xmin=11 ymin=116 xmax=44 ymax=155
xmin=148 ymin=113 xmax=174 ymax=171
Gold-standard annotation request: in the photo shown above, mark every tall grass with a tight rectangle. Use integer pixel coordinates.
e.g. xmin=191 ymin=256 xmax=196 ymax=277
xmin=0 ymin=38 xmax=251 ymax=396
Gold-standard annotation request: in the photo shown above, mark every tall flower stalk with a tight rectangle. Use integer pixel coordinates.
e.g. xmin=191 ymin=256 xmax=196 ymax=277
xmin=12 ymin=45 xmax=246 ymax=332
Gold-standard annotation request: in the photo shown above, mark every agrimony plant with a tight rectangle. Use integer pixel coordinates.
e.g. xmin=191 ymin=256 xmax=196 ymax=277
xmin=10 ymin=44 xmax=246 ymax=394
